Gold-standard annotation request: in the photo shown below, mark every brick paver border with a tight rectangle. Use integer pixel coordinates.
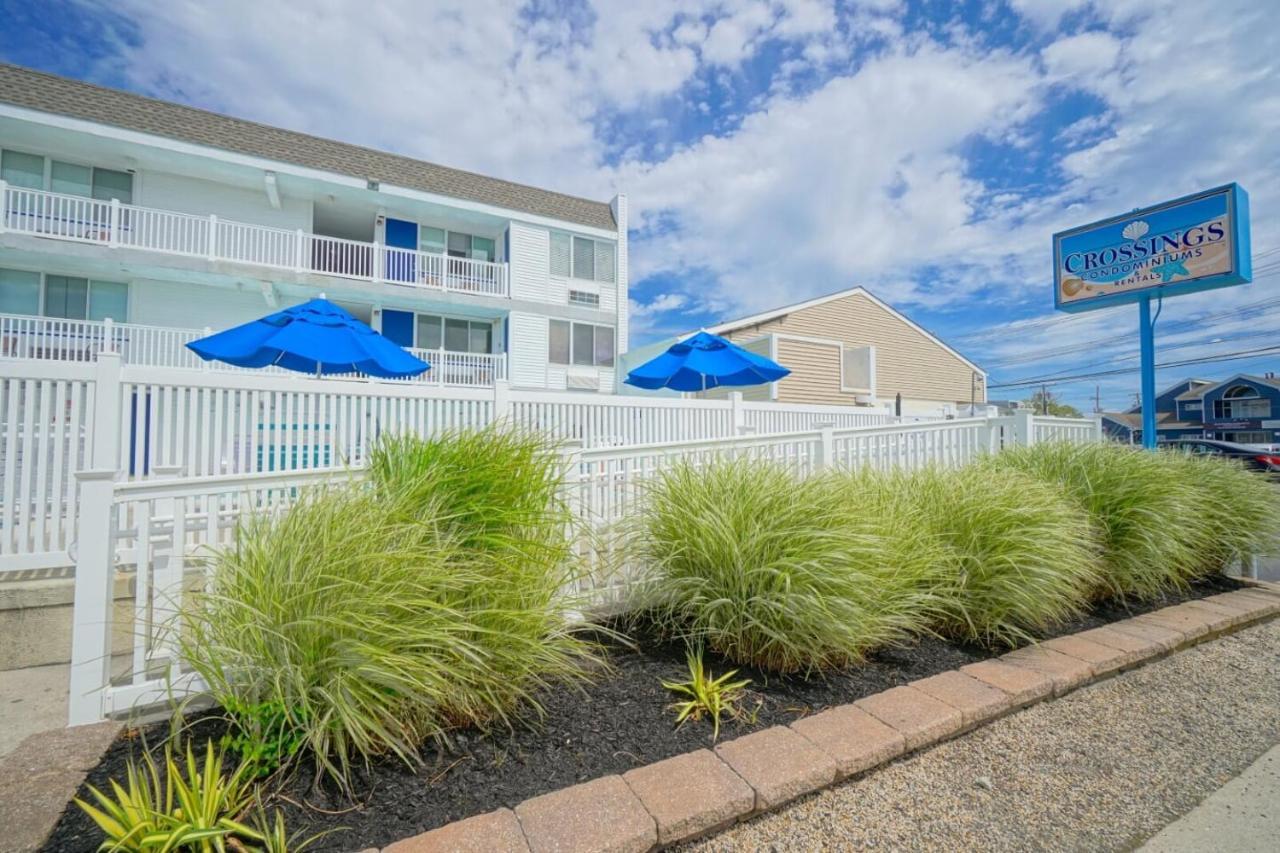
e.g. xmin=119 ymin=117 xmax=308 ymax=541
xmin=31 ymin=583 xmax=1280 ymax=853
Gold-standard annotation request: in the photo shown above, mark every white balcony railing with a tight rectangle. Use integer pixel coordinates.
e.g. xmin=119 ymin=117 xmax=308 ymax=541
xmin=0 ymin=182 xmax=510 ymax=297
xmin=0 ymin=313 xmax=508 ymax=387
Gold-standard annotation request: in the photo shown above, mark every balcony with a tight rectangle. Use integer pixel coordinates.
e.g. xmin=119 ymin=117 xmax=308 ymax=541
xmin=0 ymin=183 xmax=509 ymax=298
xmin=0 ymin=313 xmax=507 ymax=387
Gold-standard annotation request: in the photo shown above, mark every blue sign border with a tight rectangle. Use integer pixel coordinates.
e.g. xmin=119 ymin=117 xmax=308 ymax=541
xmin=1052 ymin=183 xmax=1252 ymax=314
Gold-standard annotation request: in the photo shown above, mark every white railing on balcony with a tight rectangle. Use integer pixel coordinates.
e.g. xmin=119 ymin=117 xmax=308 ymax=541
xmin=0 ymin=182 xmax=510 ymax=297
xmin=0 ymin=313 xmax=507 ymax=386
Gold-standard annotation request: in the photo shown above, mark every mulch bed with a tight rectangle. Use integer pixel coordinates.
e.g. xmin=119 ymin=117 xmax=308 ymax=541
xmin=41 ymin=575 xmax=1241 ymax=852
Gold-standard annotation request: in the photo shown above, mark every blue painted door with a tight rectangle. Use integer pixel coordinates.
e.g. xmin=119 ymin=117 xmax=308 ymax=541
xmin=381 ymin=309 xmax=415 ymax=348
xmin=385 ymin=218 xmax=417 ymax=283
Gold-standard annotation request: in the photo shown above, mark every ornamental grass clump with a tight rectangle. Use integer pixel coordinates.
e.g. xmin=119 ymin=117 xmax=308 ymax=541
xmin=634 ymin=457 xmax=935 ymax=674
xmin=900 ymin=465 xmax=1100 ymax=647
xmin=981 ymin=441 xmax=1214 ymax=600
xmin=1153 ymin=448 xmax=1280 ymax=578
xmin=182 ymin=429 xmax=598 ymax=789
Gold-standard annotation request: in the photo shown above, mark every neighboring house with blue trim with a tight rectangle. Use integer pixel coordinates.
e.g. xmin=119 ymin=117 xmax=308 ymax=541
xmin=1102 ymin=373 xmax=1280 ymax=445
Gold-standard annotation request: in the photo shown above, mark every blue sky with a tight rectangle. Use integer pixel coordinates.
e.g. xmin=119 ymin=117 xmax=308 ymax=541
xmin=4 ymin=0 xmax=1278 ymax=411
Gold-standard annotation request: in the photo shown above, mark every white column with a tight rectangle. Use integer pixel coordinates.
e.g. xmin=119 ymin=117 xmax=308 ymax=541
xmin=67 ymin=468 xmax=118 ymax=726
xmin=294 ymin=229 xmax=306 ymax=272
xmin=1092 ymin=415 xmax=1105 ymax=442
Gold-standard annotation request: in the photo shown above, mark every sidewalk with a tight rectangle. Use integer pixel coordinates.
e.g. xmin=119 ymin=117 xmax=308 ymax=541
xmin=1139 ymin=743 xmax=1280 ymax=852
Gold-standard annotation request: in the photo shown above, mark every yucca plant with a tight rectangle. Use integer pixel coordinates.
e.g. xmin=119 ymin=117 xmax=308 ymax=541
xmin=634 ymin=457 xmax=936 ymax=674
xmin=75 ymin=740 xmax=264 ymax=853
xmin=981 ymin=442 xmax=1212 ymax=600
xmin=900 ymin=465 xmax=1100 ymax=647
xmin=662 ymin=648 xmax=752 ymax=740
xmin=182 ymin=430 xmax=599 ymax=789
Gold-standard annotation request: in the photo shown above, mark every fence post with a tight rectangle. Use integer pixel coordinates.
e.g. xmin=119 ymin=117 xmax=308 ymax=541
xmin=1013 ymin=411 xmax=1036 ymax=447
xmin=207 ymin=214 xmax=218 ymax=261
xmin=372 ymin=240 xmax=383 ymax=283
xmin=729 ymin=391 xmax=745 ymax=434
xmin=108 ymin=198 xmax=120 ymax=247
xmin=492 ymin=379 xmax=511 ymax=423
xmin=201 ymin=328 xmax=212 ymax=371
xmin=149 ymin=464 xmax=186 ymax=668
xmin=91 ymin=350 xmax=123 ymax=471
xmin=294 ymin=229 xmax=306 ymax=272
xmin=0 ymin=179 xmax=7 ymax=233
xmin=67 ymin=468 xmax=118 ymax=726
xmin=814 ymin=426 xmax=834 ymax=471
xmin=1092 ymin=415 xmax=1104 ymax=442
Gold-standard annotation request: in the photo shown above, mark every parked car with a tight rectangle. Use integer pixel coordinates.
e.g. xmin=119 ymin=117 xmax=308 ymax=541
xmin=1165 ymin=439 xmax=1280 ymax=476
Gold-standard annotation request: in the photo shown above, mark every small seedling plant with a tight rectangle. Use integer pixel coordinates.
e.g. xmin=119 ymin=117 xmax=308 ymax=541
xmin=662 ymin=648 xmax=752 ymax=740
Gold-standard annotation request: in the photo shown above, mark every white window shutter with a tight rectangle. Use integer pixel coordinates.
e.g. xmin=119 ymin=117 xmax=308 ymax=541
xmin=550 ymin=232 xmax=571 ymax=277
xmin=595 ymin=241 xmax=615 ymax=283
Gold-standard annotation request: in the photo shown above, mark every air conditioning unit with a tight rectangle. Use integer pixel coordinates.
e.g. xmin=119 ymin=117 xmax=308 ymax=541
xmin=566 ymin=373 xmax=600 ymax=391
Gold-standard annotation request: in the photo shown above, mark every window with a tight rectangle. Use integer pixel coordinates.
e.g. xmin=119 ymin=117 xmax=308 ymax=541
xmin=414 ymin=314 xmax=493 ymax=353
xmin=568 ymin=289 xmax=600 ymax=307
xmin=1 ymin=150 xmax=43 ymax=189
xmin=0 ymin=268 xmax=40 ymax=314
xmin=1224 ymin=431 xmax=1270 ymax=445
xmin=1183 ymin=402 xmax=1201 ymax=411
xmin=1213 ymin=385 xmax=1271 ymax=419
xmin=419 ymin=227 xmax=495 ymax=262
xmin=549 ymin=320 xmax=614 ymax=367
xmin=549 ymin=232 xmax=616 ymax=283
xmin=0 ymin=268 xmax=128 ymax=320
xmin=0 ymin=150 xmax=133 ymax=202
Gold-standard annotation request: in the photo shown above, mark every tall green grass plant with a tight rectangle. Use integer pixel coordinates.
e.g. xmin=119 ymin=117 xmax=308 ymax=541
xmin=634 ymin=458 xmax=936 ymax=674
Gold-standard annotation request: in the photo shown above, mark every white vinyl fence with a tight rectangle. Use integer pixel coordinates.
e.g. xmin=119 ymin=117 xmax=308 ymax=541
xmin=64 ymin=408 xmax=1100 ymax=723
xmin=1 ymin=353 xmax=907 ymax=569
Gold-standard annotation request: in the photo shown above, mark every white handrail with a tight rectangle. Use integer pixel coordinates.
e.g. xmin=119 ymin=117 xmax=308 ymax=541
xmin=0 ymin=183 xmax=510 ymax=297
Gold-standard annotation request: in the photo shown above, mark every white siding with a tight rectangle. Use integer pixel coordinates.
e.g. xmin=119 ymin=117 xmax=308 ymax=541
xmin=128 ymin=279 xmax=300 ymax=329
xmin=509 ymin=221 xmax=550 ymax=302
xmin=137 ymin=170 xmax=312 ymax=231
xmin=508 ymin=311 xmax=548 ymax=388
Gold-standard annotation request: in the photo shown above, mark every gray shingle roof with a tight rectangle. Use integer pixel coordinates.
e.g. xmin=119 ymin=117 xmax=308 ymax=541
xmin=0 ymin=63 xmax=616 ymax=231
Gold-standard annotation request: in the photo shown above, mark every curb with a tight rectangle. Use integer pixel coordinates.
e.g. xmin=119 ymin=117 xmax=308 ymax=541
xmin=380 ymin=585 xmax=1280 ymax=853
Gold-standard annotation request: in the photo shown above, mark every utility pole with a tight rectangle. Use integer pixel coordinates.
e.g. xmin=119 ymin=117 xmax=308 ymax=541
xmin=1041 ymin=383 xmax=1049 ymax=415
xmin=1094 ymin=383 xmax=1101 ymax=414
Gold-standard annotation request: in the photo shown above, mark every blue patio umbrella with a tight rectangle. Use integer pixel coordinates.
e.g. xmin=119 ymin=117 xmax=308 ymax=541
xmin=186 ymin=297 xmax=429 ymax=379
xmin=624 ymin=330 xmax=790 ymax=392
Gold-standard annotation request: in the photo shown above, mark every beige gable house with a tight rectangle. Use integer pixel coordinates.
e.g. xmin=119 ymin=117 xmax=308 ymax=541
xmin=622 ymin=287 xmax=986 ymax=418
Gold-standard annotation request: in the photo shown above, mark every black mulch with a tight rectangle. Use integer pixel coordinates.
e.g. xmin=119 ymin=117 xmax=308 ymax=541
xmin=41 ymin=575 xmax=1242 ymax=852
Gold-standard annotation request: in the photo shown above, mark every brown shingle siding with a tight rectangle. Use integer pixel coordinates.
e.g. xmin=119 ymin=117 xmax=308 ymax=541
xmin=0 ymin=63 xmax=616 ymax=231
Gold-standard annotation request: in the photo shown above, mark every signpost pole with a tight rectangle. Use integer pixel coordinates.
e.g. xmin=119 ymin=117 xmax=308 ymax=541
xmin=1138 ymin=293 xmax=1157 ymax=450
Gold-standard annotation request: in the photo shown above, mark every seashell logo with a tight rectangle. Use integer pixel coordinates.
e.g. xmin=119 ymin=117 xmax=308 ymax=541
xmin=1122 ymin=220 xmax=1149 ymax=241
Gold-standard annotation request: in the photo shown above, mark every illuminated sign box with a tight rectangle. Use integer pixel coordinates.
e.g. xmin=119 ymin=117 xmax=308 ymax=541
xmin=1053 ymin=184 xmax=1252 ymax=313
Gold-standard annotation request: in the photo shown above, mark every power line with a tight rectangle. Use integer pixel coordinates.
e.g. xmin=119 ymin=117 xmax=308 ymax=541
xmin=988 ymin=344 xmax=1280 ymax=391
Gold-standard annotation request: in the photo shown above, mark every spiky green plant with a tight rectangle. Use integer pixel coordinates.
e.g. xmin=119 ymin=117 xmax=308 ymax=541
xmin=182 ymin=429 xmax=599 ymax=789
xmin=981 ymin=442 xmax=1217 ymax=600
xmin=662 ymin=648 xmax=752 ymax=741
xmin=898 ymin=464 xmax=1100 ymax=647
xmin=1154 ymin=448 xmax=1280 ymax=578
xmin=75 ymin=740 xmax=265 ymax=853
xmin=634 ymin=457 xmax=936 ymax=674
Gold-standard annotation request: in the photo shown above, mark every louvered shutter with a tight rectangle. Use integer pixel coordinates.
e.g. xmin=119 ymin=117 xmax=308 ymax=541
xmin=550 ymin=232 xmax=571 ymax=277
xmin=594 ymin=241 xmax=615 ymax=283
